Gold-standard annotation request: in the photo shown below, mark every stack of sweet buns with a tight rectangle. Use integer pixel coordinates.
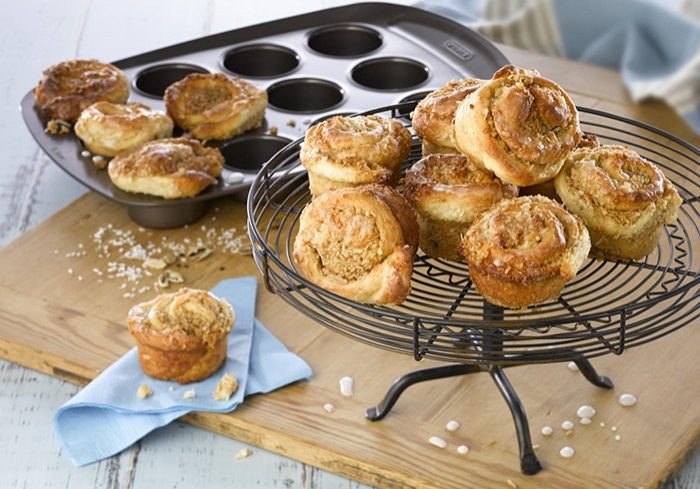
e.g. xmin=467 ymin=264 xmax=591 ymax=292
xmin=34 ymin=59 xmax=268 ymax=199
xmin=293 ymin=65 xmax=682 ymax=309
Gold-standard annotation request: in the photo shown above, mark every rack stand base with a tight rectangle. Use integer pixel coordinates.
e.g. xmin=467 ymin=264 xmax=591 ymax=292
xmin=366 ymin=357 xmax=613 ymax=475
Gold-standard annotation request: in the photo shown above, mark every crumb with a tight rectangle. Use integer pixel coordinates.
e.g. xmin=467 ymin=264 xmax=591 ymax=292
xmin=92 ymin=155 xmax=107 ymax=169
xmin=302 ymin=118 xmax=311 ymax=125
xmin=269 ymin=126 xmax=278 ymax=136
xmin=169 ymin=386 xmax=176 ymax=392
xmin=45 ymin=119 xmax=71 ymax=135
xmin=213 ymin=373 xmax=238 ymax=401
xmin=506 ymin=479 xmax=518 ymax=489
xmin=532 ymin=444 xmax=540 ymax=450
xmin=286 ymin=119 xmax=296 ymax=128
xmin=234 ymin=448 xmax=252 ymax=460
xmin=182 ymin=389 xmax=196 ymax=400
xmin=137 ymin=383 xmax=152 ymax=399
xmin=323 ymin=403 xmax=335 ymax=413
xmin=486 ymin=439 xmax=496 ymax=447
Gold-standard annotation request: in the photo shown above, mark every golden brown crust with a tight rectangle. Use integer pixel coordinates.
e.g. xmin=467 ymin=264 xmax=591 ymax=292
xmin=108 ymin=138 xmax=223 ymax=199
xmin=33 ymin=59 xmax=128 ymax=123
xmin=127 ymin=288 xmax=235 ymax=384
xmin=165 ymin=73 xmax=267 ymax=140
xmin=300 ymin=115 xmax=411 ymax=197
xmin=420 ymin=139 xmax=455 ymax=156
xmin=554 ymin=144 xmax=682 ymax=259
xmin=292 ymin=184 xmax=418 ymax=304
xmin=74 ymin=102 xmax=174 ymax=157
xmin=461 ymin=195 xmax=590 ymax=308
xmin=453 ymin=65 xmax=581 ymax=186
xmin=404 ymin=154 xmax=518 ymax=260
xmin=412 ymin=79 xmax=483 ymax=150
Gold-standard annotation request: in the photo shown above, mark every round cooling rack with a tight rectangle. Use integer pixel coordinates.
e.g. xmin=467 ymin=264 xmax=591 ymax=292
xmin=246 ymin=102 xmax=700 ymax=366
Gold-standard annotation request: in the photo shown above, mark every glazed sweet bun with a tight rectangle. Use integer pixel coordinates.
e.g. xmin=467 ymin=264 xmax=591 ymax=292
xmin=33 ymin=59 xmax=129 ymax=123
xmin=411 ymin=78 xmax=483 ymax=155
xmin=554 ymin=144 xmax=682 ymax=260
xmin=461 ymin=196 xmax=590 ymax=309
xmin=293 ymin=184 xmax=419 ymax=304
xmin=453 ymin=65 xmax=581 ymax=186
xmin=108 ymin=138 xmax=223 ymax=199
xmin=74 ymin=101 xmax=174 ymax=157
xmin=300 ymin=115 xmax=411 ymax=197
xmin=164 ymin=73 xmax=267 ymax=140
xmin=403 ymin=153 xmax=518 ymax=261
xmin=128 ymin=287 xmax=234 ymax=384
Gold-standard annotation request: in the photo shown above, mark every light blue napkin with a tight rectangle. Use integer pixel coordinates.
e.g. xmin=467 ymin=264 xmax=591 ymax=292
xmin=415 ymin=0 xmax=700 ymax=133
xmin=54 ymin=277 xmax=312 ymax=467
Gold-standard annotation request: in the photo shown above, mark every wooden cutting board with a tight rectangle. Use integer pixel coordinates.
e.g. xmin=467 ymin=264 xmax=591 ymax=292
xmin=0 ymin=190 xmax=698 ymax=489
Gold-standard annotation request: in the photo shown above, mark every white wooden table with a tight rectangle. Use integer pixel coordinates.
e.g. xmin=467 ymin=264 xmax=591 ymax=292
xmin=0 ymin=1 xmax=697 ymax=487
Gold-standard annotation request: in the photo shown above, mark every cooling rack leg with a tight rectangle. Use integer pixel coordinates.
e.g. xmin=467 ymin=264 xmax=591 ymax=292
xmin=573 ymin=356 xmax=614 ymax=389
xmin=365 ymin=363 xmax=481 ymax=421
xmin=490 ymin=367 xmax=543 ymax=476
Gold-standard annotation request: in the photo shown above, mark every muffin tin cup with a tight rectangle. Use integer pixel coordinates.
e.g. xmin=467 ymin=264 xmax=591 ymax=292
xmin=307 ymin=24 xmax=383 ymax=57
xmin=221 ymin=44 xmax=300 ymax=78
xmin=21 ymin=3 xmax=509 ymax=228
xmin=133 ymin=63 xmax=209 ymax=98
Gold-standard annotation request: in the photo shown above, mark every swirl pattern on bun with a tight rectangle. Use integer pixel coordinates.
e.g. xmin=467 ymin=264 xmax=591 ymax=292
xmin=461 ymin=195 xmax=590 ymax=308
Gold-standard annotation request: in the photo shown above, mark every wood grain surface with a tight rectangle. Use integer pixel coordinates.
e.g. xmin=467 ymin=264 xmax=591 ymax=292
xmin=1 ymin=1 xmax=699 ymax=488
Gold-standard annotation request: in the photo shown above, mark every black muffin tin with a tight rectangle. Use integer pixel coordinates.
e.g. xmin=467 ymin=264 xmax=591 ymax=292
xmin=20 ymin=2 xmax=508 ymax=228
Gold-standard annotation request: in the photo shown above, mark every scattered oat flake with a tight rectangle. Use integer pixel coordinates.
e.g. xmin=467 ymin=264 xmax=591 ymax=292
xmin=541 ymin=426 xmax=553 ymax=436
xmin=213 ymin=373 xmax=238 ymax=401
xmin=323 ymin=403 xmax=335 ymax=413
xmin=506 ymin=479 xmax=518 ymax=489
xmin=614 ymin=435 xmax=622 ymax=441
xmin=619 ymin=393 xmax=637 ymax=407
xmin=611 ymin=426 xmax=618 ymax=432
xmin=580 ymin=417 xmax=592 ymax=425
xmin=561 ymin=420 xmax=574 ymax=430
xmin=576 ymin=405 xmax=596 ymax=418
xmin=137 ymin=384 xmax=152 ymax=399
xmin=560 ymin=446 xmax=575 ymax=458
xmin=81 ymin=150 xmax=91 ymax=158
xmin=457 ymin=444 xmax=469 ymax=455
xmin=182 ymin=389 xmax=196 ymax=400
xmin=234 ymin=448 xmax=252 ymax=460
xmin=446 ymin=420 xmax=460 ymax=432
xmin=339 ymin=376 xmax=354 ymax=397
xmin=428 ymin=436 xmax=447 ymax=449
xmin=169 ymin=386 xmax=176 ymax=392
xmin=567 ymin=361 xmax=579 ymax=372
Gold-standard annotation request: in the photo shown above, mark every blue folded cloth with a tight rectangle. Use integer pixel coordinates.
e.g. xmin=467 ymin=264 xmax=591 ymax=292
xmin=415 ymin=0 xmax=700 ymax=133
xmin=54 ymin=277 xmax=312 ymax=467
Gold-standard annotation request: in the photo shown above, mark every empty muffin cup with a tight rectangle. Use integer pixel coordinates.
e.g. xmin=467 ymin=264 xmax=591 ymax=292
xmin=133 ymin=63 xmax=209 ymax=98
xmin=222 ymin=44 xmax=300 ymax=78
xmin=267 ymin=78 xmax=344 ymax=113
xmin=351 ymin=57 xmax=429 ymax=91
xmin=396 ymin=90 xmax=433 ymax=120
xmin=220 ymin=135 xmax=292 ymax=173
xmin=307 ymin=24 xmax=382 ymax=57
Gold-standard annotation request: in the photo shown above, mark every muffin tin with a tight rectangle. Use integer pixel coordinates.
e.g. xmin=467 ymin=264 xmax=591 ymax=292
xmin=20 ymin=2 xmax=508 ymax=228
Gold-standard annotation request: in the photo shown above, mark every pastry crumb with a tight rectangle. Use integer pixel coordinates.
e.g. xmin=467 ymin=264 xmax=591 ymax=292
xmin=286 ymin=119 xmax=296 ymax=128
xmin=269 ymin=126 xmax=278 ymax=136
xmin=506 ymin=479 xmax=518 ymax=489
xmin=213 ymin=373 xmax=238 ymax=401
xmin=45 ymin=119 xmax=71 ymax=135
xmin=182 ymin=389 xmax=196 ymax=400
xmin=137 ymin=383 xmax=152 ymax=399
xmin=234 ymin=448 xmax=252 ymax=460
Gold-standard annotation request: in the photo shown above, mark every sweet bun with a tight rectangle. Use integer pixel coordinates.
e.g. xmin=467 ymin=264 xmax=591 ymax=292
xmin=74 ymin=101 xmax=173 ymax=157
xmin=33 ymin=59 xmax=129 ymax=123
xmin=461 ymin=195 xmax=590 ymax=308
xmin=164 ymin=73 xmax=267 ymax=140
xmin=453 ymin=65 xmax=581 ymax=186
xmin=300 ymin=115 xmax=411 ymax=197
xmin=412 ymin=78 xmax=482 ymax=155
xmin=108 ymin=138 xmax=223 ymax=199
xmin=293 ymin=184 xmax=418 ymax=304
xmin=128 ymin=288 xmax=234 ymax=384
xmin=554 ymin=144 xmax=682 ymax=260
xmin=403 ymin=153 xmax=517 ymax=260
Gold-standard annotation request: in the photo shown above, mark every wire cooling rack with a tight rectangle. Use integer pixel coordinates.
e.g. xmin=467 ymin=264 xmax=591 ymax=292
xmin=247 ymin=103 xmax=700 ymax=366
